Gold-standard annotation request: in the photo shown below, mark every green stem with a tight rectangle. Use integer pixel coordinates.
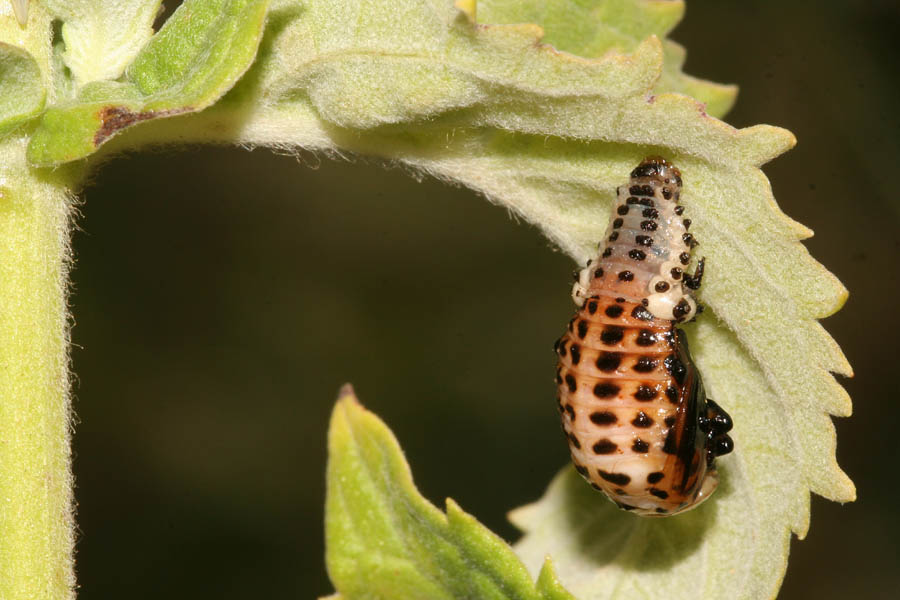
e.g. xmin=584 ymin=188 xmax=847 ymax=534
xmin=0 ymin=138 xmax=77 ymax=598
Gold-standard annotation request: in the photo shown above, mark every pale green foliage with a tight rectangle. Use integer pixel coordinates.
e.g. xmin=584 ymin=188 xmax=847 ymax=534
xmin=327 ymin=388 xmax=576 ymax=600
xmin=28 ymin=0 xmax=270 ymax=165
xmin=475 ymin=0 xmax=737 ymax=118
xmin=0 ymin=0 xmax=853 ymax=599
xmin=0 ymin=42 xmax=43 ymax=131
xmin=45 ymin=0 xmax=163 ymax=88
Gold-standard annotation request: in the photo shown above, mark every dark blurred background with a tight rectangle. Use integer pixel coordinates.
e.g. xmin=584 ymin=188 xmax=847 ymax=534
xmin=68 ymin=1 xmax=899 ymax=598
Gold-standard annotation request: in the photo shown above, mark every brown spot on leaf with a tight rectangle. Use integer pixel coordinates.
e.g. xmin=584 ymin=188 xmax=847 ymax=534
xmin=94 ymin=106 xmax=188 ymax=147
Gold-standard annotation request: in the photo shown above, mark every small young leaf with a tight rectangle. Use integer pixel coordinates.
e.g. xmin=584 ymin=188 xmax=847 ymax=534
xmin=27 ymin=0 xmax=269 ymax=166
xmin=325 ymin=386 xmax=577 ymax=600
xmin=0 ymin=42 xmax=44 ymax=134
xmin=475 ymin=0 xmax=737 ymax=118
xmin=45 ymin=0 xmax=163 ymax=88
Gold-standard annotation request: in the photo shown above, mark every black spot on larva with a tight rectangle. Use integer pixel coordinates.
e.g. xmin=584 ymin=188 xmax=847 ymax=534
xmin=670 ymin=267 xmax=683 ymax=280
xmin=605 ymin=304 xmax=624 ymax=318
xmin=631 ymin=412 xmax=653 ymax=428
xmin=633 ymin=357 xmax=658 ymax=373
xmin=567 ymin=432 xmax=581 ymax=449
xmin=609 ymin=232 xmax=619 ymax=242
xmin=596 ymin=352 xmax=622 ymax=372
xmin=632 ymin=439 xmax=649 ymax=453
xmin=663 ymin=430 xmax=677 ymax=454
xmin=642 ymin=208 xmax=659 ymax=219
xmin=636 ymin=330 xmax=656 ymax=347
xmin=655 ymin=507 xmax=668 ymax=514
xmin=682 ymin=233 xmax=695 ymax=246
xmin=602 ymin=248 xmax=613 ymax=258
xmin=672 ymin=299 xmax=691 ymax=320
xmin=616 ymin=297 xmax=625 ymax=303
xmin=574 ymin=463 xmax=589 ymax=477
xmin=577 ymin=320 xmax=589 ymax=339
xmin=598 ymin=470 xmax=631 ymax=485
xmin=569 ymin=344 xmax=581 ymax=365
xmin=662 ymin=187 xmax=673 ymax=200
xmin=647 ymin=472 xmax=665 ymax=484
xmin=674 ymin=205 xmax=685 ymax=216
xmin=590 ymin=411 xmax=617 ymax=425
xmin=557 ymin=340 xmax=567 ymax=357
xmin=641 ymin=298 xmax=649 ymax=306
xmin=635 ymin=235 xmax=653 ymax=247
xmin=613 ymin=218 xmax=624 ymax=228
xmin=628 ymin=249 xmax=647 ymax=261
xmin=601 ymin=327 xmax=625 ymax=345
xmin=618 ymin=270 xmax=634 ymax=281
xmin=593 ymin=382 xmax=620 ymax=398
xmin=621 ymin=504 xmax=638 ymax=511
xmin=664 ymin=354 xmax=687 ymax=384
xmin=649 ymin=488 xmax=669 ymax=499
xmin=626 ymin=196 xmax=640 ymax=204
xmin=683 ymin=218 xmax=692 ymax=229
xmin=592 ymin=439 xmax=617 ymax=454
xmin=640 ymin=220 xmax=658 ymax=231
xmin=655 ymin=281 xmax=670 ymax=292
xmin=665 ymin=386 xmax=679 ymax=403
xmin=634 ymin=384 xmax=658 ymax=401
xmin=590 ymin=482 xmax=603 ymax=491
xmin=614 ymin=488 xmax=627 ymax=495
xmin=617 ymin=204 xmax=629 ymax=215
xmin=555 ymin=369 xmax=563 ymax=384
xmin=587 ymin=300 xmax=598 ymax=314
xmin=565 ymin=404 xmax=575 ymax=420
xmin=631 ymin=305 xmax=653 ymax=321
xmin=679 ymin=252 xmax=690 ymax=265
xmin=593 ymin=268 xmax=604 ymax=279
xmin=565 ymin=374 xmax=577 ymax=392
xmin=664 ymin=415 xmax=676 ymax=427
xmin=557 ymin=400 xmax=564 ymax=413
xmin=628 ymin=185 xmax=642 ymax=195
xmin=639 ymin=185 xmax=654 ymax=196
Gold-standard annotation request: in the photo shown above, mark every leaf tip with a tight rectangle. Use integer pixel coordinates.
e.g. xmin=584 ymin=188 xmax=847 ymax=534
xmin=337 ymin=382 xmax=358 ymax=402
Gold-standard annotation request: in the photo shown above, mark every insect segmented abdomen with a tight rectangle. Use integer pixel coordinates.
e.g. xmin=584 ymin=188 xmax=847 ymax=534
xmin=556 ymin=157 xmax=733 ymax=516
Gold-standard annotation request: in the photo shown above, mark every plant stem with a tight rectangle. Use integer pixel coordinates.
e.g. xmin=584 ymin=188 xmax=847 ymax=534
xmin=0 ymin=138 xmax=77 ymax=598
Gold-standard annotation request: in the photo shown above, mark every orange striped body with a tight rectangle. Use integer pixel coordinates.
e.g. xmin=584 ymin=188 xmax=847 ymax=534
xmin=555 ymin=157 xmax=733 ymax=516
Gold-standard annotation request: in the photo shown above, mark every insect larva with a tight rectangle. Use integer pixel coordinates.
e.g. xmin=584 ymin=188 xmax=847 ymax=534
xmin=555 ymin=157 xmax=733 ymax=516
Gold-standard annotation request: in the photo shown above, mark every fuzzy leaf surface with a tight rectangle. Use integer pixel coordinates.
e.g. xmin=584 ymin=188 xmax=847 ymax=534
xmin=45 ymin=0 xmax=163 ymax=87
xmin=475 ymin=0 xmax=737 ymax=118
xmin=325 ymin=387 xmax=576 ymax=600
xmin=0 ymin=42 xmax=44 ymax=134
xmin=63 ymin=1 xmax=851 ymax=598
xmin=27 ymin=0 xmax=269 ymax=166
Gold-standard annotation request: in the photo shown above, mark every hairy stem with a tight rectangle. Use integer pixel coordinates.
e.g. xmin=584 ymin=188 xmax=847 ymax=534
xmin=0 ymin=137 xmax=76 ymax=598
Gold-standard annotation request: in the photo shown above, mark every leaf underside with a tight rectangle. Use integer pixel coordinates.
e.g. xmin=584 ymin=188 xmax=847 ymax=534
xmin=28 ymin=0 xmax=853 ymax=599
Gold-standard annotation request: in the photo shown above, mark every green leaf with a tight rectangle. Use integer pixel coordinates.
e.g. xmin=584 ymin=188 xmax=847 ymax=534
xmin=325 ymin=386 xmax=577 ymax=600
xmin=27 ymin=0 xmax=270 ymax=166
xmin=0 ymin=42 xmax=45 ymax=134
xmin=45 ymin=0 xmax=163 ymax=88
xmin=69 ymin=1 xmax=850 ymax=596
xmin=473 ymin=0 xmax=737 ymax=118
